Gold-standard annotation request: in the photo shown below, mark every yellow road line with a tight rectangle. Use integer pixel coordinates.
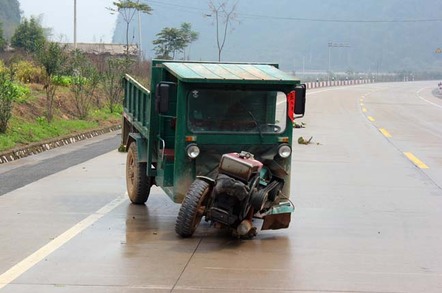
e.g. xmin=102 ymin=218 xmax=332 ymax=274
xmin=368 ymin=116 xmax=375 ymax=122
xmin=362 ymin=107 xmax=368 ymax=113
xmin=0 ymin=195 xmax=126 ymax=289
xmin=404 ymin=152 xmax=429 ymax=169
xmin=379 ymin=128 xmax=392 ymax=138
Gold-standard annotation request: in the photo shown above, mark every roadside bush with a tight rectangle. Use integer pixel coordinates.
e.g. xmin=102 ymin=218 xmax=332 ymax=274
xmin=0 ymin=72 xmax=20 ymax=133
xmin=52 ymin=75 xmax=72 ymax=86
xmin=13 ymin=60 xmax=45 ymax=84
xmin=0 ymin=60 xmax=6 ymax=74
xmin=70 ymin=51 xmax=100 ymax=119
xmin=12 ymin=83 xmax=31 ymax=103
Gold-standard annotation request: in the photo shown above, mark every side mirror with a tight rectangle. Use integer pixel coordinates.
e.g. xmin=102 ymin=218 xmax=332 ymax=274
xmin=294 ymin=84 xmax=306 ymax=117
xmin=155 ymin=82 xmax=176 ymax=114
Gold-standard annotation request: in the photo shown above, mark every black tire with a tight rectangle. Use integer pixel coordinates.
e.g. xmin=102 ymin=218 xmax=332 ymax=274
xmin=126 ymin=142 xmax=151 ymax=204
xmin=175 ymin=179 xmax=210 ymax=238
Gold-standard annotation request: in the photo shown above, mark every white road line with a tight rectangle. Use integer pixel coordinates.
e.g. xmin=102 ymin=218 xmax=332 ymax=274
xmin=0 ymin=195 xmax=127 ymax=290
xmin=417 ymin=87 xmax=442 ymax=109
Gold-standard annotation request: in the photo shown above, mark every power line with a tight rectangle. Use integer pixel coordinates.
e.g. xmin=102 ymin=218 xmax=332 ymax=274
xmin=240 ymin=13 xmax=442 ymax=23
xmin=146 ymin=1 xmax=442 ymax=24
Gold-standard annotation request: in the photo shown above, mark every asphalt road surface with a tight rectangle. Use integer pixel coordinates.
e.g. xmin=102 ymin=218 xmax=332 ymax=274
xmin=1 ymin=81 xmax=441 ymax=292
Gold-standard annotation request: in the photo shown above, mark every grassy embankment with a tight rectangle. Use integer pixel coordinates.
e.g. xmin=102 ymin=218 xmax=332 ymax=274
xmin=0 ymin=83 xmax=121 ymax=153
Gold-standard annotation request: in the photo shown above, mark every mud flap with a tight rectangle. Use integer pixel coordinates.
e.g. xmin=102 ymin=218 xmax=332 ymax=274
xmin=260 ymin=201 xmax=294 ymax=230
xmin=261 ymin=213 xmax=291 ymax=230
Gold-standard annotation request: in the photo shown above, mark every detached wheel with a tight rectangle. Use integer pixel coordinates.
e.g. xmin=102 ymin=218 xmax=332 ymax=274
xmin=126 ymin=142 xmax=151 ymax=204
xmin=175 ymin=179 xmax=210 ymax=238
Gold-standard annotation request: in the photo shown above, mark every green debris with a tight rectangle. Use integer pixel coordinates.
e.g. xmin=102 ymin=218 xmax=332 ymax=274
xmin=298 ymin=136 xmax=313 ymax=145
xmin=293 ymin=121 xmax=306 ymax=128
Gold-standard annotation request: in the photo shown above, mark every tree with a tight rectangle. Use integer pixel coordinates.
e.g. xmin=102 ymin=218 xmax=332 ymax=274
xmin=107 ymin=1 xmax=152 ymax=62
xmin=180 ymin=22 xmax=199 ymax=60
xmin=153 ymin=27 xmax=184 ymax=60
xmin=69 ymin=51 xmax=100 ymax=119
xmin=208 ymin=0 xmax=239 ymax=62
xmin=11 ymin=16 xmax=46 ymax=53
xmin=153 ymin=23 xmax=199 ymax=60
xmin=101 ymin=58 xmax=126 ymax=113
xmin=0 ymin=72 xmax=19 ymax=133
xmin=36 ymin=42 xmax=68 ymax=123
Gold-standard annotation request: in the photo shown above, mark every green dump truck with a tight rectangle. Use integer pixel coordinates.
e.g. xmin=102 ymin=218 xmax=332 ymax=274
xmin=122 ymin=60 xmax=306 ymax=238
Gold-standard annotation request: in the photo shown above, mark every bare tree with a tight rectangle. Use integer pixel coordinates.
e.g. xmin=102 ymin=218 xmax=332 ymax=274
xmin=107 ymin=1 xmax=152 ymax=61
xmin=208 ymin=0 xmax=239 ymax=62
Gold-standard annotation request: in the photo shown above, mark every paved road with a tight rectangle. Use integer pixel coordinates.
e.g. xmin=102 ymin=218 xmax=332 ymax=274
xmin=1 ymin=81 xmax=442 ymax=292
xmin=0 ymin=134 xmax=121 ymax=196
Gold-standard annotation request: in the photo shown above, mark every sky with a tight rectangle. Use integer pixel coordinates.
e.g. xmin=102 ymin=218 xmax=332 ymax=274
xmin=19 ymin=0 xmax=118 ymax=43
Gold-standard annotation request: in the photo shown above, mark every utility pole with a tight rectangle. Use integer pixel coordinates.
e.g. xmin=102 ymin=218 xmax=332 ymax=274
xmin=138 ymin=10 xmax=142 ymax=60
xmin=328 ymin=41 xmax=350 ymax=79
xmin=74 ymin=0 xmax=77 ymax=49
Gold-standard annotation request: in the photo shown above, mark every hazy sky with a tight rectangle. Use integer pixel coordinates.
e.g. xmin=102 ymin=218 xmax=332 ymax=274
xmin=19 ymin=0 xmax=118 ymax=43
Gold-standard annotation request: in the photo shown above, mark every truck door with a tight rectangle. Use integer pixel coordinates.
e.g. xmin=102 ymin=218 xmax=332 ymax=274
xmin=155 ymin=82 xmax=177 ymax=187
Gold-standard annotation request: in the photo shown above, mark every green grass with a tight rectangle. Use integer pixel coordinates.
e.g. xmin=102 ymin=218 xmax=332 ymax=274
xmin=0 ymin=116 xmax=101 ymax=152
xmin=0 ymin=83 xmax=123 ymax=153
xmin=90 ymin=105 xmax=123 ymax=121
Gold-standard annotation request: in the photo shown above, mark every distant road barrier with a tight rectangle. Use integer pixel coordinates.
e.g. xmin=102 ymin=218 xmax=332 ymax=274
xmin=305 ymin=79 xmax=374 ymax=89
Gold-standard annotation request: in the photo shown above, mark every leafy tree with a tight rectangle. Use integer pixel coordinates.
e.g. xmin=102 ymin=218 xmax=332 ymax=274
xmin=108 ymin=1 xmax=152 ymax=62
xmin=69 ymin=51 xmax=100 ymax=119
xmin=101 ymin=58 xmax=126 ymax=113
xmin=0 ymin=72 xmax=19 ymax=133
xmin=208 ymin=0 xmax=239 ymax=62
xmin=153 ymin=27 xmax=184 ymax=60
xmin=153 ymin=23 xmax=199 ymax=60
xmin=180 ymin=23 xmax=199 ymax=60
xmin=11 ymin=16 xmax=46 ymax=53
xmin=0 ymin=22 xmax=6 ymax=51
xmin=36 ymin=42 xmax=68 ymax=122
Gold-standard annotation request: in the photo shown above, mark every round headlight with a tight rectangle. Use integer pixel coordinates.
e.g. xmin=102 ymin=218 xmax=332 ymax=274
xmin=278 ymin=144 xmax=292 ymax=158
xmin=186 ymin=144 xmax=200 ymax=159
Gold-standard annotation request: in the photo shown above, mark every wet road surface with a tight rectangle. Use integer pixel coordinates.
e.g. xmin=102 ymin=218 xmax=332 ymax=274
xmin=1 ymin=81 xmax=442 ymax=292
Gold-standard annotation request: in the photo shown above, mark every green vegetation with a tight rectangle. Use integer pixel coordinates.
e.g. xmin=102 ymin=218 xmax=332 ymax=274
xmin=153 ymin=22 xmax=199 ymax=60
xmin=0 ymin=17 xmax=143 ymax=154
xmin=0 ymin=71 xmax=20 ymax=132
xmin=11 ymin=16 xmax=46 ymax=53
xmin=0 ymin=116 xmax=100 ymax=151
xmin=12 ymin=60 xmax=45 ymax=84
xmin=70 ymin=50 xmax=101 ymax=119
xmin=36 ymin=42 xmax=69 ymax=122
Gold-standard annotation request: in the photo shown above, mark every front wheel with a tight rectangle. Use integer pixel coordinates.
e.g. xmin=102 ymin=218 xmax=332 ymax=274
xmin=175 ymin=179 xmax=211 ymax=237
xmin=126 ymin=142 xmax=151 ymax=204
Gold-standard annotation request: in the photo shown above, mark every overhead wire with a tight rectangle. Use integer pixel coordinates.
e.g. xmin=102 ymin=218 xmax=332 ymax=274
xmin=145 ymin=0 xmax=442 ymax=24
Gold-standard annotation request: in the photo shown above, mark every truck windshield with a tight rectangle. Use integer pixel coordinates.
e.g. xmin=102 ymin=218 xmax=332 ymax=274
xmin=188 ymin=89 xmax=287 ymax=134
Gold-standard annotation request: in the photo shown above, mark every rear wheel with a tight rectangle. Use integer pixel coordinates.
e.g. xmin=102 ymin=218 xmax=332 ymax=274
xmin=175 ymin=179 xmax=210 ymax=237
xmin=126 ymin=142 xmax=151 ymax=204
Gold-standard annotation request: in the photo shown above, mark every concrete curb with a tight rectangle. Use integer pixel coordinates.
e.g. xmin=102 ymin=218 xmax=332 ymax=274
xmin=0 ymin=124 xmax=121 ymax=164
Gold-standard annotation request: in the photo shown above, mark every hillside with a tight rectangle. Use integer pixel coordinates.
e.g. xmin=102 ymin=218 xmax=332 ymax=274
xmin=113 ymin=0 xmax=442 ymax=73
xmin=0 ymin=0 xmax=20 ymax=38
